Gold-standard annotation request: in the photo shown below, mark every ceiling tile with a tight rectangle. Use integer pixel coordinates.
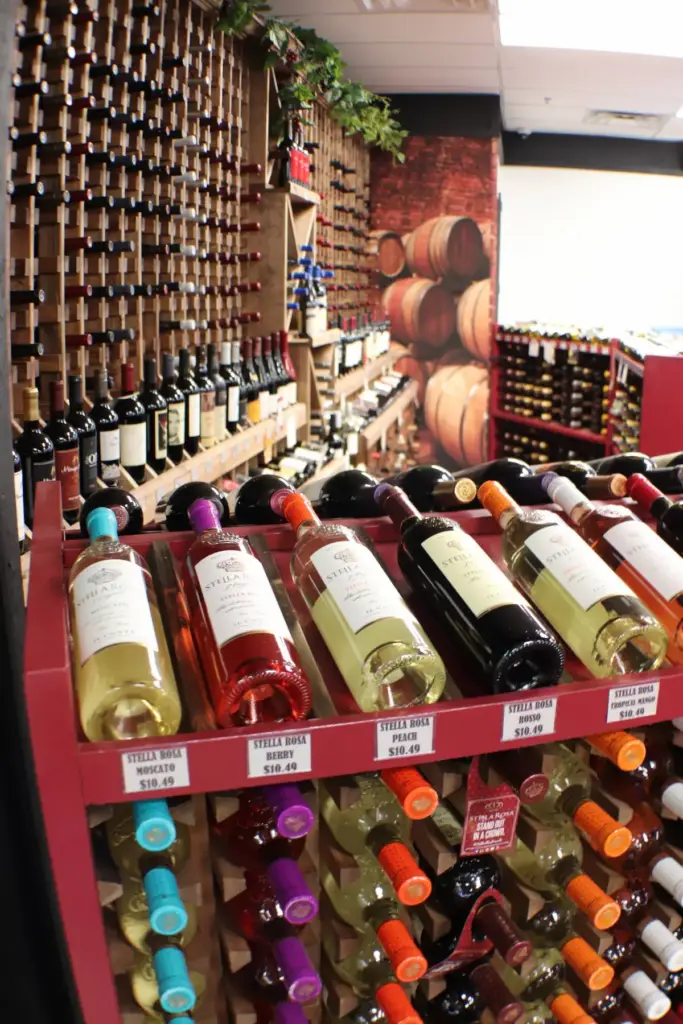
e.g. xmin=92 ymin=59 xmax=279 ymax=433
xmin=338 ymin=41 xmax=497 ymax=67
xmin=267 ymin=0 xmax=358 ymax=13
xmin=352 ymin=65 xmax=500 ymax=90
xmin=268 ymin=11 xmax=495 ymax=44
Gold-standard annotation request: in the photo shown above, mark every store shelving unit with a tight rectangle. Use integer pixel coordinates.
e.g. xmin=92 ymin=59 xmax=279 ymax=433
xmin=334 ymin=344 xmax=403 ymax=401
xmin=25 ymin=479 xmax=683 ymax=1024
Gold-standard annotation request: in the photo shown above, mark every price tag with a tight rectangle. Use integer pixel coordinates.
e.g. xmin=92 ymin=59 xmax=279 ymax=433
xmin=121 ymin=746 xmax=190 ymax=794
xmin=380 ymin=429 xmax=387 ymax=452
xmin=286 ymin=416 xmax=298 ymax=448
xmin=606 ymin=681 xmax=659 ymax=723
xmin=542 ymin=341 xmax=555 ymax=365
xmin=375 ymin=714 xmax=435 ymax=761
xmin=247 ymin=731 xmax=312 ymax=778
xmin=528 ymin=339 xmax=540 ymax=358
xmin=501 ymin=697 xmax=557 ymax=743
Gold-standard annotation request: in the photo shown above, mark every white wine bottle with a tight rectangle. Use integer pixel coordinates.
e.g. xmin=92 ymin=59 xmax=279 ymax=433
xmin=67 ymin=507 xmax=181 ymax=740
xmin=273 ymin=491 xmax=445 ymax=711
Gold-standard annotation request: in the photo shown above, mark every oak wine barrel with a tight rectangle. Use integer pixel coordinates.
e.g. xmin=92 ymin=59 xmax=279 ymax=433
xmin=394 ymin=352 xmax=435 ymax=405
xmin=457 ymin=278 xmax=492 ymax=363
xmin=382 ymin=277 xmax=456 ymax=349
xmin=368 ymin=230 xmax=408 ymax=284
xmin=404 ymin=216 xmax=484 ymax=283
xmin=425 ymin=363 xmax=489 ymax=466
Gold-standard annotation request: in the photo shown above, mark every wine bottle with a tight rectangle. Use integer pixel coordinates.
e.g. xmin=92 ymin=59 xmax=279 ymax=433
xmin=627 ymin=474 xmax=683 ymax=557
xmin=163 ymin=482 xmax=229 ymax=532
xmin=388 ymin=465 xmax=455 ymax=512
xmin=160 ymin=352 xmax=187 ymax=465
xmin=207 ymin=343 xmax=227 ymax=444
xmin=185 ymin=498 xmax=312 ymax=727
xmin=220 ymin=341 xmax=241 ymax=434
xmin=316 ymin=470 xmax=379 ymax=519
xmin=45 ymin=380 xmax=81 ymax=525
xmin=115 ymin=364 xmax=147 ymax=485
xmin=140 ymin=358 xmax=168 ymax=475
xmin=67 ymin=374 xmax=98 ymax=500
xmin=234 ymin=476 xmax=295 ymax=526
xmin=194 ymin=345 xmax=216 ymax=448
xmin=117 ymin=848 xmax=192 ymax=948
xmin=15 ymin=386 xmax=56 ymax=528
xmin=279 ymin=331 xmax=298 ymax=406
xmin=544 ymin=475 xmax=683 ymax=666
xmin=67 ymin=507 xmax=181 ymax=741
xmin=13 ymin=448 xmax=25 ymax=551
xmin=478 ymin=481 xmax=667 ymax=678
xmin=79 ymin=488 xmax=144 ymax=537
xmin=130 ymin=937 xmax=199 ymax=1015
xmin=243 ymin=339 xmax=264 ymax=424
xmin=272 ymin=490 xmax=446 ymax=711
xmin=91 ymin=369 xmax=121 ymax=487
xmin=177 ymin=349 xmax=201 ymax=456
xmin=587 ymin=454 xmax=654 ymax=475
xmin=493 ymin=961 xmax=599 ymax=1024
xmin=323 ymin=919 xmax=427 ymax=998
xmin=375 ymin=483 xmax=564 ymax=693
xmin=414 ymin=967 xmax=524 ymax=1024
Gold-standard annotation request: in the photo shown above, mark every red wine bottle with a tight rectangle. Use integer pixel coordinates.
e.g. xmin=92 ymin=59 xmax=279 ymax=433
xmin=159 ymin=353 xmax=186 ymax=465
xmin=115 ymin=364 xmax=147 ymax=484
xmin=91 ymin=369 xmax=121 ymax=487
xmin=15 ymin=386 xmax=55 ymax=527
xmin=13 ymin=448 xmax=26 ymax=552
xmin=140 ymin=358 xmax=168 ymax=475
xmin=46 ymin=380 xmax=81 ymax=524
xmin=177 ymin=349 xmax=200 ymax=456
xmin=627 ymin=474 xmax=683 ymax=557
xmin=67 ymin=374 xmax=98 ymax=499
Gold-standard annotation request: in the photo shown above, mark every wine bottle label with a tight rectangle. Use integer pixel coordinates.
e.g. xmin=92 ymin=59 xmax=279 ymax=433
xmin=121 ymin=421 xmax=147 ymax=468
xmin=72 ymin=558 xmax=158 ymax=665
xmin=524 ymin=523 xmax=633 ymax=611
xmin=259 ymin=392 xmax=270 ymax=422
xmin=346 ymin=432 xmax=359 ymax=457
xmin=422 ymin=531 xmax=530 ymax=618
xmin=80 ymin=433 xmax=98 ymax=495
xmin=168 ymin=401 xmax=186 ymax=447
xmin=31 ymin=457 xmax=56 ymax=486
xmin=14 ymin=469 xmax=25 ymax=542
xmin=227 ymin=385 xmax=240 ymax=423
xmin=55 ymin=447 xmax=81 ymax=511
xmin=152 ymin=410 xmax=168 ymax=460
xmin=187 ymin=393 xmax=200 ymax=438
xmin=194 ymin=549 xmax=293 ymax=646
xmin=604 ymin=520 xmax=683 ymax=601
xmin=200 ymin=393 xmax=215 ymax=442
xmin=310 ymin=541 xmax=411 ymax=633
xmin=99 ymin=428 xmax=120 ymax=464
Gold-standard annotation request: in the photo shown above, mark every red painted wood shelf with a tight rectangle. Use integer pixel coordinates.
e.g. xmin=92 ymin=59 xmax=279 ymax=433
xmin=23 ymin=481 xmax=683 ymax=1024
xmin=492 ymin=408 xmax=607 ymax=446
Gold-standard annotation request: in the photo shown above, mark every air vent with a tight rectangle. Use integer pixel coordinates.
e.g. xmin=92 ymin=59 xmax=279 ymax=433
xmin=355 ymin=0 xmax=490 ymax=12
xmin=584 ymin=109 xmax=667 ymax=130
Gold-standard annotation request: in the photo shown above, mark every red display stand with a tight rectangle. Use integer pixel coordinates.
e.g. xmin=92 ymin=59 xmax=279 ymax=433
xmin=24 ymin=482 xmax=683 ymax=1024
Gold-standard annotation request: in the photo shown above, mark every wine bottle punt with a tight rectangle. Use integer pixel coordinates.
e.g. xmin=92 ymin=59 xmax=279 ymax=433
xmin=479 ymin=481 xmax=668 ymax=678
xmin=68 ymin=507 xmax=181 ymax=741
xmin=185 ymin=499 xmax=313 ymax=727
xmin=375 ymin=483 xmax=564 ymax=693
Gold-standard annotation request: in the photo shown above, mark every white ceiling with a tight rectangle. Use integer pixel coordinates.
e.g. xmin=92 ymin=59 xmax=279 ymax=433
xmin=267 ymin=0 xmax=683 ymax=140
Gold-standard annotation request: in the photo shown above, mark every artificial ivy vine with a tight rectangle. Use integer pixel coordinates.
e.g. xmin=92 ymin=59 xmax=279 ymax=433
xmin=217 ymin=0 xmax=407 ymax=160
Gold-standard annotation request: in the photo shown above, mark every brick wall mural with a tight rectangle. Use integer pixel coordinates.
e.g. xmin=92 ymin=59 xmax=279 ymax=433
xmin=370 ymin=136 xmax=499 ymax=468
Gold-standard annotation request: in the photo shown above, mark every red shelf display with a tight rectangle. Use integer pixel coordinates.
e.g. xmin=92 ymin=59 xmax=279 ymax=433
xmin=23 ymin=481 xmax=683 ymax=1024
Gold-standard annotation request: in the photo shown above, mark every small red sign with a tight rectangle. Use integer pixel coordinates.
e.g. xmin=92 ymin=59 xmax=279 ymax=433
xmin=460 ymin=756 xmax=520 ymax=857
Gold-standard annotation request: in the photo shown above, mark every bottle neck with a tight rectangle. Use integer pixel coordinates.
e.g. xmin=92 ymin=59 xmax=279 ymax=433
xmin=23 ymin=389 xmax=41 ymax=423
xmin=546 ymin=476 xmax=592 ymax=524
xmin=68 ymin=378 xmax=83 ymax=410
xmin=375 ymin=484 xmax=421 ymax=529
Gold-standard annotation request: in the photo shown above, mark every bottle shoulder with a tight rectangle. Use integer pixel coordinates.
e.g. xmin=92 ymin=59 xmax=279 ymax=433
xmin=70 ymin=539 xmax=146 ymax=582
xmin=140 ymin=390 xmax=167 ymax=412
xmin=91 ymin=402 xmax=119 ymax=426
xmin=46 ymin=418 xmax=79 ymax=445
xmin=115 ymin=395 xmax=146 ymax=419
xmin=17 ymin=426 xmax=54 ymax=455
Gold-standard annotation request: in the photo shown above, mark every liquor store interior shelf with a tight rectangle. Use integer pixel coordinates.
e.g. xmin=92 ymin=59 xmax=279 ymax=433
xmin=493 ymin=407 xmax=609 ymax=447
xmin=123 ymin=403 xmax=308 ymax=524
xmin=360 ymin=380 xmax=419 ymax=447
xmin=291 ymin=328 xmax=343 ymax=349
xmin=334 ymin=345 xmax=403 ymax=401
xmin=269 ymin=182 xmax=321 ymax=206
xmin=27 ymin=482 xmax=681 ymax=809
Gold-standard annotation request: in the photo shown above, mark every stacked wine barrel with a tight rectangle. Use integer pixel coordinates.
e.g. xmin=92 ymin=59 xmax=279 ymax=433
xmin=375 ymin=215 xmax=493 ymax=467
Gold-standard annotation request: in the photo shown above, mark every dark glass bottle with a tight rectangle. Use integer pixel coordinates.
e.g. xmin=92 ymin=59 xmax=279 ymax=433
xmin=79 ymin=488 xmax=144 ymax=537
xmin=13 ymin=448 xmax=26 ymax=552
xmin=160 ymin=352 xmax=186 ymax=465
xmin=45 ymin=380 xmax=81 ymax=524
xmin=163 ymin=481 xmax=230 ymax=532
xmin=315 ymin=469 xmax=379 ymax=519
xmin=140 ymin=357 xmax=168 ymax=475
xmin=450 ymin=459 xmax=533 ymax=489
xmin=220 ymin=341 xmax=241 ymax=434
xmin=390 ymin=465 xmax=455 ymax=512
xmin=628 ymin=474 xmax=683 ymax=557
xmin=194 ymin=345 xmax=216 ymax=449
xmin=587 ymin=453 xmax=654 ymax=475
xmin=252 ymin=338 xmax=271 ymax=420
xmin=91 ymin=369 xmax=121 ymax=487
xmin=242 ymin=339 xmax=262 ymax=424
xmin=177 ymin=349 xmax=200 ymax=456
xmin=115 ymin=364 xmax=147 ymax=485
xmin=235 ymin=476 xmax=296 ymax=525
xmin=67 ymin=374 xmax=97 ymax=499
xmin=208 ymin=343 xmax=226 ymax=445
xmin=375 ymin=483 xmax=565 ymax=693
xmin=15 ymin=386 xmax=56 ymax=527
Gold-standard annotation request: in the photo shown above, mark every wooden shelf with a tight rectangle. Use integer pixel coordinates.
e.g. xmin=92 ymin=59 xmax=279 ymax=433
xmin=360 ymin=381 xmax=419 ymax=448
xmin=268 ymin=183 xmax=321 ymax=206
xmin=126 ymin=403 xmax=308 ymax=524
xmin=334 ymin=345 xmax=403 ymax=401
xmin=493 ymin=408 xmax=608 ymax=447
xmin=291 ymin=328 xmax=342 ymax=349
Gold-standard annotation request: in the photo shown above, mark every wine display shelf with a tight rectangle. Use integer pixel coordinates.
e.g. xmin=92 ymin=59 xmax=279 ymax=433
xmin=490 ymin=326 xmax=683 ymax=463
xmin=359 ymin=379 xmax=419 ymax=456
xmin=333 ymin=343 xmax=403 ymax=401
xmin=26 ymin=480 xmax=683 ymax=1022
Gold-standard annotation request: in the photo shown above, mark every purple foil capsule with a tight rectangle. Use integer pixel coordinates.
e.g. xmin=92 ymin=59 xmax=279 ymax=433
xmin=267 ymin=858 xmax=318 ymax=924
xmin=272 ymin=937 xmax=322 ymax=1004
xmin=261 ymin=784 xmax=314 ymax=839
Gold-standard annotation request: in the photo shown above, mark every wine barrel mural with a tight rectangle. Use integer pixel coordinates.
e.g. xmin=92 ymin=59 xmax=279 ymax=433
xmin=371 ymin=136 xmax=498 ymax=468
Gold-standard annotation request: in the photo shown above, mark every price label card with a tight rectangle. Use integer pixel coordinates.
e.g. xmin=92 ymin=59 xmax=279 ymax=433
xmin=248 ymin=731 xmax=312 ymax=779
xmin=286 ymin=416 xmax=298 ymax=449
xmin=501 ymin=697 xmax=557 ymax=743
xmin=528 ymin=339 xmax=540 ymax=358
xmin=606 ymin=681 xmax=659 ymax=723
xmin=541 ymin=341 xmax=556 ymax=365
xmin=375 ymin=714 xmax=435 ymax=761
xmin=122 ymin=746 xmax=190 ymax=794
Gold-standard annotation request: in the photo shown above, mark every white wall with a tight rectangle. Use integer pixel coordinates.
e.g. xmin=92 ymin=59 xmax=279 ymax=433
xmin=498 ymin=165 xmax=683 ymax=330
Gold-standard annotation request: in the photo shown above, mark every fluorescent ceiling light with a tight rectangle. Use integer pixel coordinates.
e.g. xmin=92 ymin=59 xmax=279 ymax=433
xmin=499 ymin=0 xmax=683 ymax=58
xmin=676 ymin=105 xmax=683 ymax=118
